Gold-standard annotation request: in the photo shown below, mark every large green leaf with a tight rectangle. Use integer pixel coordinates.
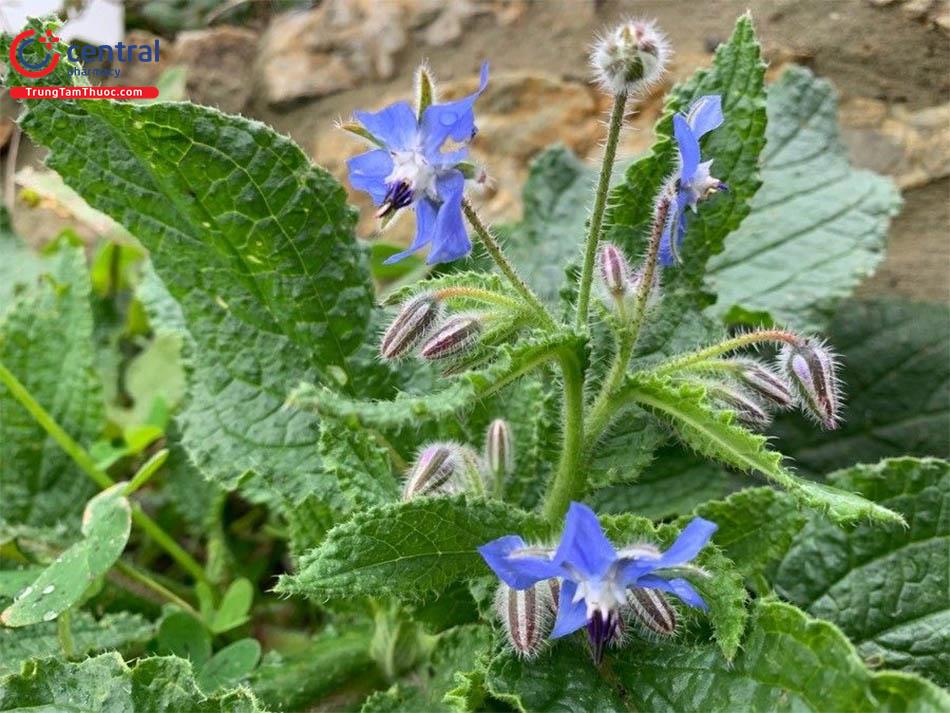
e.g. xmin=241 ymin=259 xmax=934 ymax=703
xmin=774 ymin=457 xmax=949 ymax=687
xmin=623 ymin=373 xmax=903 ymax=525
xmin=1 ymin=483 xmax=131 ymax=627
xmin=0 ymin=244 xmax=103 ymax=528
xmin=5 ymin=23 xmax=374 ymax=505
xmin=0 ymin=652 xmax=264 ymax=711
xmin=275 ymin=496 xmax=546 ymax=601
xmin=484 ymin=601 xmax=948 ymax=713
xmin=0 ymin=212 xmax=45 ymax=311
xmin=0 ymin=611 xmax=153 ymax=676
xmin=604 ymin=14 xmax=767 ymax=295
xmin=773 ymin=299 xmax=950 ymax=475
xmin=707 ymin=67 xmax=899 ymax=330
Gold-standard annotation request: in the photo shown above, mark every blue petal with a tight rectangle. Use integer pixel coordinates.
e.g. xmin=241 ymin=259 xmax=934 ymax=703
xmin=382 ymin=197 xmax=437 ymax=264
xmin=673 ymin=114 xmax=700 ymax=182
xmin=658 ymin=190 xmax=689 ymax=267
xmin=553 ymin=502 xmax=617 ymax=579
xmin=354 ymin=101 xmax=418 ymax=151
xmin=550 ymin=580 xmax=588 ymax=638
xmin=686 ymin=95 xmax=724 ymax=140
xmin=654 ymin=517 xmax=717 ymax=569
xmin=421 ymin=62 xmax=489 ymax=160
xmin=346 ymin=149 xmax=393 ymax=205
xmin=478 ymin=535 xmax=561 ymax=590
xmin=426 ymin=171 xmax=471 ymax=264
xmin=636 ymin=576 xmax=708 ymax=610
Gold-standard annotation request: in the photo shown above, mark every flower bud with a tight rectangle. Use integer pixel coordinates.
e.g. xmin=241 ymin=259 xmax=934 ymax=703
xmin=402 ymin=442 xmax=467 ymax=500
xmin=591 ymin=18 xmax=670 ymax=95
xmin=727 ymin=358 xmax=794 ymax=410
xmin=625 ymin=587 xmax=677 ymax=637
xmin=710 ymin=383 xmax=773 ymax=429
xmin=598 ymin=242 xmax=633 ymax=301
xmin=419 ymin=314 xmax=482 ymax=360
xmin=779 ymin=338 xmax=842 ymax=429
xmin=484 ymin=418 xmax=514 ymax=481
xmin=494 ymin=582 xmax=552 ymax=658
xmin=380 ymin=293 xmax=443 ymax=360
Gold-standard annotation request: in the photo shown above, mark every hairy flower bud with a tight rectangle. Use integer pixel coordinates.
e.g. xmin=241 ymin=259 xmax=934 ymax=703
xmin=591 ymin=18 xmax=670 ymax=95
xmin=625 ymin=587 xmax=677 ymax=637
xmin=598 ymin=242 xmax=633 ymax=301
xmin=710 ymin=382 xmax=773 ymax=429
xmin=727 ymin=358 xmax=794 ymax=410
xmin=419 ymin=314 xmax=483 ymax=360
xmin=402 ymin=442 xmax=468 ymax=500
xmin=485 ymin=418 xmax=514 ymax=482
xmin=380 ymin=293 xmax=443 ymax=360
xmin=494 ymin=582 xmax=552 ymax=658
xmin=779 ymin=338 xmax=842 ymax=429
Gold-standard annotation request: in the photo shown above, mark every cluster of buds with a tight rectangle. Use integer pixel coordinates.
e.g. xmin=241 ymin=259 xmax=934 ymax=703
xmin=596 ymin=242 xmax=660 ymax=317
xmin=590 ymin=18 xmax=670 ymax=96
xmin=494 ymin=575 xmax=679 ymax=658
xmin=380 ymin=293 xmax=484 ymax=363
xmin=402 ymin=419 xmax=515 ymax=502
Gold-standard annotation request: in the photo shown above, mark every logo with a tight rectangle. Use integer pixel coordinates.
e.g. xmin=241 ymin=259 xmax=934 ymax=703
xmin=9 ymin=28 xmax=61 ymax=79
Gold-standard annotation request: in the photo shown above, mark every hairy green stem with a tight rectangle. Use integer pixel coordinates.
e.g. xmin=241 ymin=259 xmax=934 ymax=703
xmin=58 ymin=609 xmax=75 ymax=658
xmin=574 ymin=91 xmax=628 ymax=331
xmin=114 ymin=560 xmax=200 ymax=618
xmin=0 ymin=360 xmax=211 ymax=590
xmin=431 ymin=286 xmax=522 ymax=311
xmin=462 ymin=199 xmax=556 ymax=330
xmin=542 ymin=349 xmax=586 ymax=523
xmin=583 ymin=193 xmax=672 ymax=451
xmin=651 ymin=329 xmax=801 ymax=375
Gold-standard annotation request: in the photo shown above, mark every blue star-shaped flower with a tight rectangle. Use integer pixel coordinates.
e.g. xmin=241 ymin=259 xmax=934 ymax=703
xmin=659 ymin=94 xmax=728 ymax=266
xmin=346 ymin=63 xmax=489 ymax=265
xmin=478 ymin=502 xmax=716 ymax=661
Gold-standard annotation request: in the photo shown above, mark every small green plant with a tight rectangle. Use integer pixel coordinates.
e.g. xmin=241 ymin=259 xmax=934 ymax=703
xmin=0 ymin=12 xmax=946 ymax=712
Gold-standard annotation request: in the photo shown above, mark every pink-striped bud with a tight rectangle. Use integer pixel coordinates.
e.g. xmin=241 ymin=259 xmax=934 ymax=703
xmin=710 ymin=383 xmax=773 ymax=429
xmin=419 ymin=314 xmax=482 ymax=360
xmin=380 ymin=294 xmax=443 ymax=360
xmin=494 ymin=582 xmax=553 ymax=658
xmin=598 ymin=242 xmax=633 ymax=300
xmin=402 ymin=442 xmax=467 ymax=500
xmin=727 ymin=358 xmax=794 ymax=410
xmin=624 ymin=587 xmax=677 ymax=637
xmin=484 ymin=418 xmax=514 ymax=481
xmin=779 ymin=338 xmax=842 ymax=429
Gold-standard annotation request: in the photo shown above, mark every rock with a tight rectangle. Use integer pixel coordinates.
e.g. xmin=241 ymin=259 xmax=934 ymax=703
xmin=175 ymin=26 xmax=258 ymax=113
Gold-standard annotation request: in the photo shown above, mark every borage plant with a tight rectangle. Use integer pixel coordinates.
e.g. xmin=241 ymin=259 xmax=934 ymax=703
xmin=1 ymin=11 xmax=947 ymax=713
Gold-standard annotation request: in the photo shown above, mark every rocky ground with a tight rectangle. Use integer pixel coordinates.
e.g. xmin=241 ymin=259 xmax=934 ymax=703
xmin=5 ymin=0 xmax=949 ymax=300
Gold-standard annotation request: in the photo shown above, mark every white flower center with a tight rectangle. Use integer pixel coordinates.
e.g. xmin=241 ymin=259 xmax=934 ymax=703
xmin=572 ymin=570 xmax=627 ymax=620
xmin=387 ymin=149 xmax=437 ymax=200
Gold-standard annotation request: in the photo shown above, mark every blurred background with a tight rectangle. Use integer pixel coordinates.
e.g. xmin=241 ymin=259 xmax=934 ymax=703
xmin=1 ymin=0 xmax=948 ymax=301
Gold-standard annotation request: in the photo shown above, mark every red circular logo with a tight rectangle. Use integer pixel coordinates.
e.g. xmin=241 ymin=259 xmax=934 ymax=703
xmin=9 ymin=28 xmax=61 ymax=79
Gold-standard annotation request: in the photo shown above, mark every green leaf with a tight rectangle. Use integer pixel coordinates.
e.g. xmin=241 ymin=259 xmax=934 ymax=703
xmin=157 ymin=612 xmax=212 ymax=667
xmin=249 ymin=628 xmax=376 ymax=711
xmin=504 ymin=146 xmax=594 ymax=305
xmin=590 ymin=445 xmax=743 ymax=520
xmin=197 ymin=638 xmax=262 ymax=694
xmin=604 ymin=14 xmax=767 ymax=295
xmin=316 ymin=419 xmax=399 ymax=514
xmin=773 ymin=299 xmax=950 ymax=476
xmin=1 ymin=483 xmax=131 ymax=627
xmin=623 ymin=372 xmax=904 ymax=525
xmin=290 ymin=331 xmax=576 ymax=431
xmin=0 ymin=221 xmax=45 ymax=311
xmin=9 ymin=33 xmax=374 ymax=503
xmin=774 ymin=457 xmax=949 ymax=687
xmin=485 ymin=601 xmax=949 ymax=713
xmin=210 ymin=578 xmax=254 ymax=634
xmin=0 ymin=652 xmax=265 ymax=711
xmin=0 ymin=610 xmax=154 ymax=676
xmin=692 ymin=487 xmax=806 ymax=584
xmin=362 ymin=625 xmax=492 ymax=713
xmin=275 ymin=496 xmax=546 ymax=601
xmin=707 ymin=67 xmax=900 ymax=330
xmin=0 ymin=243 xmax=103 ymax=528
